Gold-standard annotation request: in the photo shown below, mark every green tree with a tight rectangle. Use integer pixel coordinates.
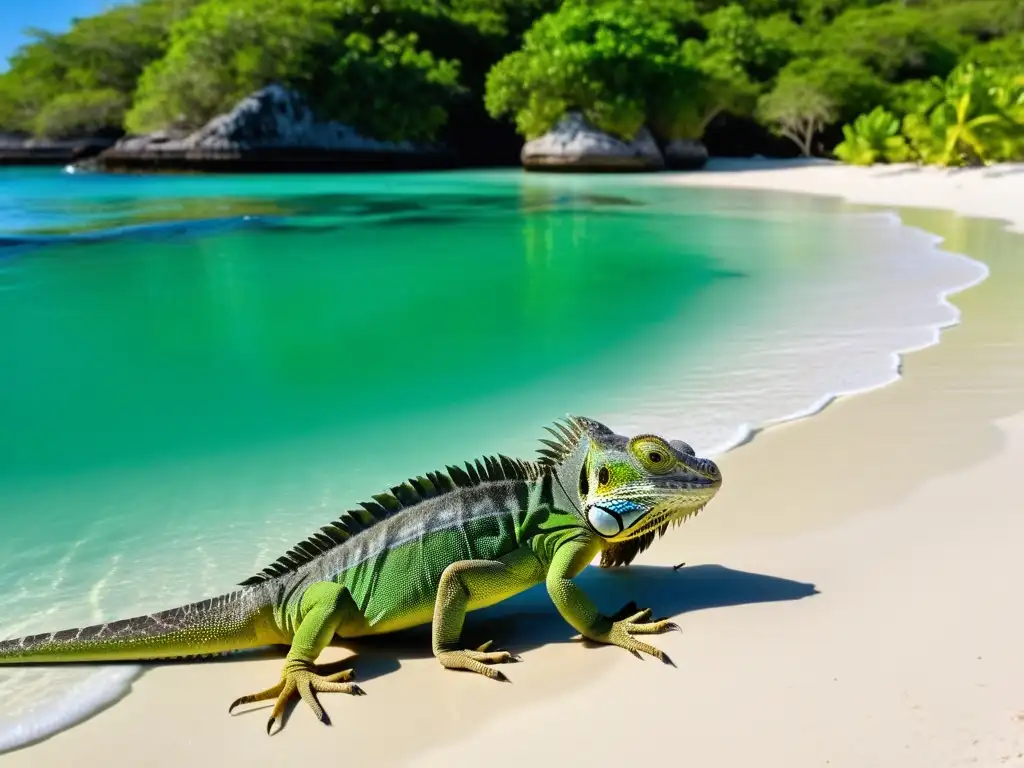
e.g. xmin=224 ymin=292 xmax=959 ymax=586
xmin=809 ymin=5 xmax=966 ymax=82
xmin=756 ymin=73 xmax=836 ymax=155
xmin=126 ymin=0 xmax=342 ymax=133
xmin=755 ymin=55 xmax=888 ymax=152
xmin=127 ymin=0 xmax=466 ymax=140
xmin=32 ymin=89 xmax=129 ymax=139
xmin=650 ymin=8 xmax=767 ymax=141
xmin=888 ymin=77 xmax=946 ymax=117
xmin=967 ymin=36 xmax=1024 ymax=70
xmin=484 ymin=1 xmax=698 ymax=139
xmin=701 ymin=4 xmax=792 ymax=81
xmin=796 ymin=0 xmax=887 ymax=28
xmin=319 ymin=31 xmax=462 ymax=142
xmin=925 ymin=0 xmax=1024 ymax=46
xmin=692 ymin=0 xmax=800 ymax=17
xmin=754 ymin=12 xmax=808 ymax=66
xmin=0 ymin=38 xmax=65 ymax=133
xmin=0 ymin=0 xmax=200 ymax=136
xmin=53 ymin=0 xmax=200 ymax=94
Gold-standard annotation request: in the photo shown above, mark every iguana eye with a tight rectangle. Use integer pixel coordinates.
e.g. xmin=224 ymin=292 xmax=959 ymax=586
xmin=630 ymin=436 xmax=674 ymax=473
xmin=598 ymin=466 xmax=609 ymax=485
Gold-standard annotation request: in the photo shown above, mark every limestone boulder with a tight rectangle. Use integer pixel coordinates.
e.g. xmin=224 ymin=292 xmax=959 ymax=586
xmin=93 ymin=85 xmax=453 ymax=172
xmin=521 ymin=112 xmax=664 ymax=172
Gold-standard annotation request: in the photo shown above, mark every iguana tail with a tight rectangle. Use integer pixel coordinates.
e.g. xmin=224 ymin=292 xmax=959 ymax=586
xmin=0 ymin=588 xmax=282 ymax=664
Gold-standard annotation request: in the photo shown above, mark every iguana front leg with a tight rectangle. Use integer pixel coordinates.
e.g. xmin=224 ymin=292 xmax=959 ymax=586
xmin=546 ymin=537 xmax=678 ymax=662
xmin=228 ymin=581 xmax=364 ymax=735
xmin=432 ymin=549 xmax=544 ymax=679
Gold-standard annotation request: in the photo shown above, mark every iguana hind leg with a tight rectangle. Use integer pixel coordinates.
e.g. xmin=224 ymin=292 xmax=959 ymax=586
xmin=432 ymin=551 xmax=543 ymax=680
xmin=228 ymin=581 xmax=364 ymax=735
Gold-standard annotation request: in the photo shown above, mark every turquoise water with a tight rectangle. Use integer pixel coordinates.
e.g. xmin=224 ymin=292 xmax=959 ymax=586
xmin=0 ymin=167 xmax=985 ymax=744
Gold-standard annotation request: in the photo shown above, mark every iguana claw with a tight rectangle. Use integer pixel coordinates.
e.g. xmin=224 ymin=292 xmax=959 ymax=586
xmin=228 ymin=660 xmax=363 ymax=735
xmin=436 ymin=639 xmax=520 ymax=680
xmin=592 ymin=607 xmax=679 ymax=664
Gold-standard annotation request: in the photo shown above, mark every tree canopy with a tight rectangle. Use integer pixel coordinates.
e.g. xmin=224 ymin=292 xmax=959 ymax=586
xmin=0 ymin=0 xmax=1020 ymax=165
xmin=484 ymin=1 xmax=701 ymax=140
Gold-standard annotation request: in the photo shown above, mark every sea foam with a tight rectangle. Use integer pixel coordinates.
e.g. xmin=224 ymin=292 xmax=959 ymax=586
xmin=597 ymin=210 xmax=988 ymax=458
xmin=0 ymin=666 xmax=140 ymax=753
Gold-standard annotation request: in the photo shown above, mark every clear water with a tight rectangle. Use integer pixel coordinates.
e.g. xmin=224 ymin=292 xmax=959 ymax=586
xmin=0 ymin=167 xmax=986 ymax=746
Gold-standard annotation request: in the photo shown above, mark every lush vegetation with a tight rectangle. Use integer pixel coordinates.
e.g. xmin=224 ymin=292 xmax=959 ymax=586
xmin=835 ymin=64 xmax=1024 ymax=166
xmin=0 ymin=0 xmax=1021 ymax=165
xmin=0 ymin=0 xmax=555 ymax=150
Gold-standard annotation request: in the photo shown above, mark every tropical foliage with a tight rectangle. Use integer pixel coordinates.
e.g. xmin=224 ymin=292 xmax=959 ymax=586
xmin=833 ymin=107 xmax=910 ymax=165
xmin=484 ymin=1 xmax=699 ymax=140
xmin=123 ymin=0 xmax=467 ymax=140
xmin=831 ymin=63 xmax=1024 ymax=166
xmin=899 ymin=63 xmax=1024 ymax=166
xmin=0 ymin=0 xmax=1020 ymax=165
xmin=0 ymin=0 xmax=202 ymax=135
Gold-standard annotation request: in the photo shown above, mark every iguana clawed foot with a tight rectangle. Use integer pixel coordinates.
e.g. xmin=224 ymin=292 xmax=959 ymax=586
xmin=228 ymin=660 xmax=364 ymax=735
xmin=436 ymin=639 xmax=521 ymax=681
xmin=589 ymin=603 xmax=679 ymax=664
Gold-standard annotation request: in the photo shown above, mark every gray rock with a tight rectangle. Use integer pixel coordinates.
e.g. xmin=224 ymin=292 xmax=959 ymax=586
xmin=106 ymin=85 xmax=422 ymax=156
xmin=94 ymin=84 xmax=452 ymax=172
xmin=663 ymin=138 xmax=709 ymax=171
xmin=521 ymin=112 xmax=664 ymax=172
xmin=0 ymin=132 xmax=117 ymax=165
xmin=111 ymin=129 xmax=191 ymax=153
xmin=0 ymin=132 xmax=30 ymax=149
xmin=190 ymin=84 xmax=418 ymax=152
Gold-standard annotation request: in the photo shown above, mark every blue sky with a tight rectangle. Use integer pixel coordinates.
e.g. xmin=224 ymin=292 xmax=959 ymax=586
xmin=1 ymin=0 xmax=119 ymax=70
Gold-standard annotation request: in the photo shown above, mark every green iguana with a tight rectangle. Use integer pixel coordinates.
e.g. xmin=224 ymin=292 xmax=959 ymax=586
xmin=0 ymin=416 xmax=722 ymax=735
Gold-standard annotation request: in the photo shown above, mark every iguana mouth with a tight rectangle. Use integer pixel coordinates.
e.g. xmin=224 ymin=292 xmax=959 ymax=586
xmin=610 ymin=500 xmax=709 ymax=543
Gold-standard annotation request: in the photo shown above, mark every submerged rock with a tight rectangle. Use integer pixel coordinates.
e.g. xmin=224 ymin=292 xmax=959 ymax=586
xmin=664 ymin=138 xmax=709 ymax=171
xmin=92 ymin=85 xmax=454 ymax=173
xmin=0 ymin=132 xmax=117 ymax=166
xmin=521 ymin=112 xmax=664 ymax=172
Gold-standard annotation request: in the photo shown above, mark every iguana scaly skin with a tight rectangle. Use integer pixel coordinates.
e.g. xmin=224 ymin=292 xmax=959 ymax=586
xmin=0 ymin=416 xmax=722 ymax=734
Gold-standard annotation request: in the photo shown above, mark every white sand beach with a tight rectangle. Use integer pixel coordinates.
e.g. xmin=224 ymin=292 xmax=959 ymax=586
xmin=5 ymin=160 xmax=1024 ymax=767
xmin=668 ymin=158 xmax=1024 ymax=233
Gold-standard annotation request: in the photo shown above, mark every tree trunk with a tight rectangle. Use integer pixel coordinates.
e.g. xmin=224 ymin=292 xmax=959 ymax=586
xmin=780 ymin=125 xmax=814 ymax=157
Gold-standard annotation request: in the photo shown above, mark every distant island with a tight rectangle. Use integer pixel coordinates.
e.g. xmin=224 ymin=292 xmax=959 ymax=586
xmin=0 ymin=0 xmax=1021 ymax=172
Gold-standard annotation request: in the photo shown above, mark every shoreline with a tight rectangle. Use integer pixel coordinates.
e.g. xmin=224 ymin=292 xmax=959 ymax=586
xmin=698 ymin=212 xmax=990 ymax=461
xmin=3 ymin=160 xmax=1024 ymax=765
xmin=658 ymin=161 xmax=1024 ymax=539
xmin=667 ymin=157 xmax=1024 ymax=233
xmin=661 ymin=159 xmax=1017 ymax=465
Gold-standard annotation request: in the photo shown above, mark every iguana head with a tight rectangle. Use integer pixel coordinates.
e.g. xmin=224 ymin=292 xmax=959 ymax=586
xmin=538 ymin=416 xmax=722 ymax=566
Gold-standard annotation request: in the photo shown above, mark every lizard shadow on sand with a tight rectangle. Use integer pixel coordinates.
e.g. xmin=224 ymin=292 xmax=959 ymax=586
xmin=345 ymin=563 xmax=818 ymax=665
xmin=229 ymin=563 xmax=818 ymax=727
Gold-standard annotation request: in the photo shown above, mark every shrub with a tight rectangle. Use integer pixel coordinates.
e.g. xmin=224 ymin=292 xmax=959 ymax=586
xmin=833 ymin=106 xmax=910 ymax=164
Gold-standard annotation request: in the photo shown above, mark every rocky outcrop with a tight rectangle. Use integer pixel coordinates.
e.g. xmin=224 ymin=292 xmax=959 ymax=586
xmin=521 ymin=112 xmax=664 ymax=172
xmin=663 ymin=138 xmax=709 ymax=171
xmin=92 ymin=85 xmax=455 ymax=173
xmin=0 ymin=132 xmax=117 ymax=166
